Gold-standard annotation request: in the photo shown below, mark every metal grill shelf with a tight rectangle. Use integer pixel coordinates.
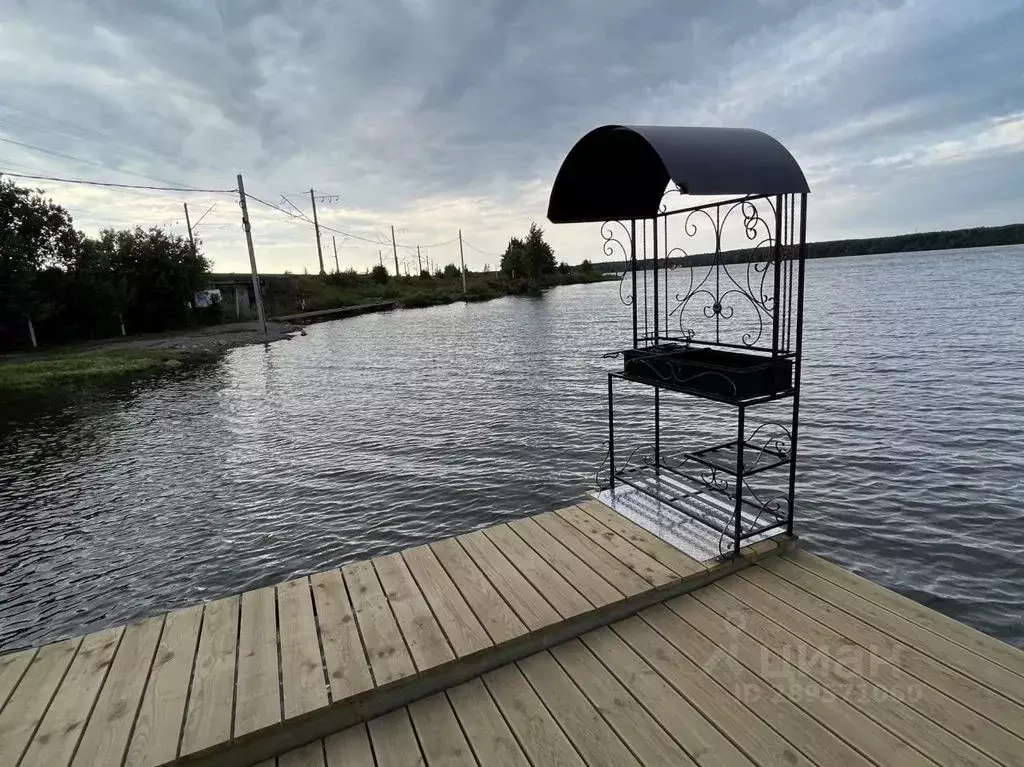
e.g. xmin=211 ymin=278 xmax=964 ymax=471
xmin=614 ymin=463 xmax=788 ymax=542
xmin=685 ymin=439 xmax=790 ymax=477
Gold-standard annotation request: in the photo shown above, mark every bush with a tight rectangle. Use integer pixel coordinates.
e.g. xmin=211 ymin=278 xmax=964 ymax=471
xmin=558 ymin=262 xmax=571 ymax=275
xmin=442 ymin=263 xmax=460 ymax=279
xmin=371 ymin=264 xmax=389 ymax=284
xmin=420 ymin=269 xmax=431 ymax=279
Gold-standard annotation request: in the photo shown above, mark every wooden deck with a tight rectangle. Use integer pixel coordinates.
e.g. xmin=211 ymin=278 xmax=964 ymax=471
xmin=3 ymin=500 xmax=1023 ymax=767
xmin=261 ymin=548 xmax=1024 ymax=767
xmin=0 ymin=499 xmax=781 ymax=767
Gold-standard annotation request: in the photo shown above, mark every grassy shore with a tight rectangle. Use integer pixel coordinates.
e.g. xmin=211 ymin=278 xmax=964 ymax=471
xmin=261 ymin=270 xmax=613 ymax=315
xmin=0 ymin=348 xmax=189 ymax=394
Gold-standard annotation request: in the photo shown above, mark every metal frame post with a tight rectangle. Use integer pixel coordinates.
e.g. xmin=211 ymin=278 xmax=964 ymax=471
xmin=654 ymin=386 xmax=661 ymax=476
xmin=607 ymin=374 xmax=616 ymax=490
xmin=630 ymin=220 xmax=638 ymax=348
xmin=786 ymin=193 xmax=808 ymax=535
xmin=772 ymin=195 xmax=782 ymax=355
xmin=734 ymin=405 xmax=745 ymax=556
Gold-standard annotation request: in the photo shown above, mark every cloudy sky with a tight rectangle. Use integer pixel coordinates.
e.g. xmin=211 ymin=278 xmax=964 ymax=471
xmin=0 ymin=0 xmax=1022 ymax=274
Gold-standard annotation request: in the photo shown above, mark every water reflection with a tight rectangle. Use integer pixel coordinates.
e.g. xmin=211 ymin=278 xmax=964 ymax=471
xmin=2 ymin=246 xmax=1023 ymax=651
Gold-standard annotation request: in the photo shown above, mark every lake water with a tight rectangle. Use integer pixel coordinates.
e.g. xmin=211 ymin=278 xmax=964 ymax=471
xmin=1 ymin=245 xmax=1023 ymax=652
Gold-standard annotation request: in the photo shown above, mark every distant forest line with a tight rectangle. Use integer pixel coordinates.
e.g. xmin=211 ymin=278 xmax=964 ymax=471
xmin=597 ymin=223 xmax=1024 ymax=270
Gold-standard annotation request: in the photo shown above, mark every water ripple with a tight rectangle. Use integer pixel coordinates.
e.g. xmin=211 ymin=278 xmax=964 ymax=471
xmin=1 ymin=246 xmax=1023 ymax=651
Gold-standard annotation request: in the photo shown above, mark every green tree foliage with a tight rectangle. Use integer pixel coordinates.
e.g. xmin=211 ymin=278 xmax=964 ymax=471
xmin=0 ymin=180 xmax=81 ymax=334
xmin=89 ymin=227 xmax=209 ymax=332
xmin=500 ymin=223 xmax=556 ymax=281
xmin=371 ymin=264 xmax=389 ymax=284
xmin=0 ymin=180 xmax=212 ymax=348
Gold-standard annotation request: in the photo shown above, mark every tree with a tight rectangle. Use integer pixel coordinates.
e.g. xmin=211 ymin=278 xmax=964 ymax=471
xmin=500 ymin=223 xmax=555 ymax=281
xmin=371 ymin=264 xmax=389 ymax=284
xmin=500 ymin=235 xmax=526 ymax=278
xmin=89 ymin=226 xmax=209 ymax=332
xmin=0 ymin=180 xmax=81 ymax=345
xmin=558 ymin=261 xmax=571 ymax=275
xmin=523 ymin=223 xmax=556 ymax=278
xmin=580 ymin=258 xmax=594 ymax=273
xmin=442 ymin=263 xmax=460 ymax=279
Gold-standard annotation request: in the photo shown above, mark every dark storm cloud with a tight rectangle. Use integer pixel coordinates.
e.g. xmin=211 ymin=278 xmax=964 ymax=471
xmin=0 ymin=0 xmax=1021 ymax=271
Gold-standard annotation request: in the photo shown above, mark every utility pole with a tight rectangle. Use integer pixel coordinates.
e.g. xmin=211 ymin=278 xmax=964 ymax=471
xmin=310 ymin=188 xmax=326 ymax=275
xmin=417 ymin=246 xmax=422 ymax=274
xmin=183 ymin=202 xmax=196 ymax=255
xmin=236 ymin=174 xmax=267 ymax=334
xmin=391 ymin=225 xmax=400 ymax=278
xmin=332 ymin=236 xmax=340 ymax=274
xmin=378 ymin=250 xmax=384 ymax=268
xmin=459 ymin=230 xmax=467 ymax=294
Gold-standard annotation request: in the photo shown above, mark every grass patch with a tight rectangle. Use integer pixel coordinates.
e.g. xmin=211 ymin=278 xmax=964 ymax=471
xmin=259 ymin=270 xmax=614 ymax=317
xmin=0 ymin=348 xmax=188 ymax=393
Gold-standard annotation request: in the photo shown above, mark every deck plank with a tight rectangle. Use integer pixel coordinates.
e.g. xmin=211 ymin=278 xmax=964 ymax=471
xmin=278 ymin=740 xmax=326 ymax=767
xmin=403 ymin=545 xmax=491 ymax=658
xmin=344 ymin=559 xmax=416 ymax=687
xmin=550 ymin=639 xmax=696 ymax=766
xmin=233 ymin=587 xmax=281 ymax=738
xmin=324 ymin=723 xmax=375 ymax=767
xmin=613 ymin=613 xmax=824 ymax=767
xmin=180 ymin=596 xmax=240 ymax=757
xmin=483 ymin=663 xmax=584 ymax=767
xmin=576 ymin=499 xmax=706 ymax=577
xmin=753 ymin=561 xmax=1024 ymax=733
xmin=367 ymin=707 xmax=424 ymax=766
xmin=0 ymin=648 xmax=36 ymax=713
xmin=580 ymin=626 xmax=755 ymax=767
xmin=743 ymin=564 xmax=1024 ymax=750
xmin=517 ymin=650 xmax=639 ymax=767
xmin=696 ymin=581 xmax=1003 ymax=767
xmin=374 ymin=552 xmax=455 ymax=671
xmin=278 ymin=577 xmax=329 ymax=718
xmin=0 ymin=638 xmax=80 ymax=766
xmin=483 ymin=524 xmax=592 ymax=618
xmin=534 ymin=512 xmax=650 ymax=597
xmin=430 ymin=538 xmax=527 ymax=645
xmin=769 ymin=555 xmax=1024 ymax=706
xmin=408 ymin=691 xmax=476 ymax=766
xmin=554 ymin=506 xmax=676 ymax=587
xmin=310 ymin=569 xmax=374 ymax=702
xmin=71 ymin=616 xmax=164 ymax=767
xmin=457 ymin=530 xmax=560 ymax=631
xmin=785 ymin=549 xmax=1024 ymax=679
xmin=446 ymin=678 xmax=529 ymax=767
xmin=125 ymin=604 xmax=203 ymax=767
xmin=663 ymin=595 xmax=930 ymax=766
xmin=21 ymin=625 xmax=123 ymax=767
xmin=509 ymin=517 xmax=623 ymax=608
xmin=725 ymin=572 xmax=1024 ymax=767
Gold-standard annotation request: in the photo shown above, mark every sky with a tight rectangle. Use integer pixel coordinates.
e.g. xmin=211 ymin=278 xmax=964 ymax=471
xmin=0 ymin=0 xmax=1022 ymax=274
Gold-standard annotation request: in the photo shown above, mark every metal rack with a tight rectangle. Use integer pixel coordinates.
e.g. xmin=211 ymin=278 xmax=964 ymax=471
xmin=548 ymin=125 xmax=809 ymax=558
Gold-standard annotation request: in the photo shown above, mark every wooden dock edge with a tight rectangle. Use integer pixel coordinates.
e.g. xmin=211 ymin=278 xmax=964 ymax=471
xmin=175 ymin=532 xmax=796 ymax=767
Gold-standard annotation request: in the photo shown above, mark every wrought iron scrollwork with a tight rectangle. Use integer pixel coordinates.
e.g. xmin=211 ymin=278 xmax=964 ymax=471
xmin=665 ymin=196 xmax=778 ymax=348
xmin=600 ymin=220 xmax=634 ymax=307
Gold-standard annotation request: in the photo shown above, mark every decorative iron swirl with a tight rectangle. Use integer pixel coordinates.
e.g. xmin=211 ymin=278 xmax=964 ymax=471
xmin=626 ymin=358 xmax=739 ymax=398
xmin=665 ymin=197 xmax=778 ymax=347
xmin=746 ymin=422 xmax=793 ymax=466
xmin=600 ymin=220 xmax=634 ymax=307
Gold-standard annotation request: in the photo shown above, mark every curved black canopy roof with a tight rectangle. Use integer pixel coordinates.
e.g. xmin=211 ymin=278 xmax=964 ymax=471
xmin=547 ymin=125 xmax=809 ymax=223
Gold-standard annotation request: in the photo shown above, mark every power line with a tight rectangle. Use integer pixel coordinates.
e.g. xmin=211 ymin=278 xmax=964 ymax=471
xmin=0 ymin=135 xmax=207 ymax=190
xmin=462 ymin=238 xmax=500 ymax=257
xmin=0 ymin=170 xmax=236 ymax=194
